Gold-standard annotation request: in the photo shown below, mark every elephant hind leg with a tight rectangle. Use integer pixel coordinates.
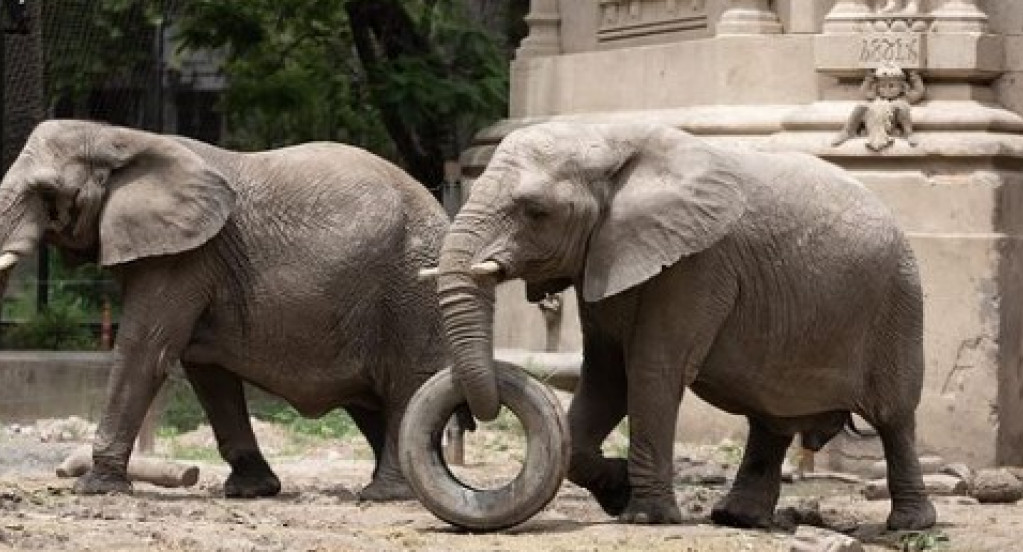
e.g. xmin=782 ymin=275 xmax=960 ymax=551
xmin=183 ymin=362 xmax=280 ymax=498
xmin=710 ymin=417 xmax=793 ymax=529
xmin=349 ymin=404 xmax=414 ymax=502
xmin=874 ymin=414 xmax=936 ymax=530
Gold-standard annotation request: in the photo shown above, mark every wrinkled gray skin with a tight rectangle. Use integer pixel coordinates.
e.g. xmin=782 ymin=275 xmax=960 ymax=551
xmin=437 ymin=121 xmax=936 ymax=530
xmin=0 ymin=120 xmax=449 ymax=501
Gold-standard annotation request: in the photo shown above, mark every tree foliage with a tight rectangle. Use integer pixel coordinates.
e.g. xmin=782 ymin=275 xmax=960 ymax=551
xmin=176 ymin=0 xmax=512 ymax=192
xmin=42 ymin=0 xmax=164 ymax=115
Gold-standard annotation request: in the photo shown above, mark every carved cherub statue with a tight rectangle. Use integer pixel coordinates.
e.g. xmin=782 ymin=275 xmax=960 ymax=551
xmin=831 ymin=62 xmax=925 ymax=151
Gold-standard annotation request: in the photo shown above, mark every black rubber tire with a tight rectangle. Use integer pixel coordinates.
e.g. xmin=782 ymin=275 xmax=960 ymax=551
xmin=399 ymin=362 xmax=570 ymax=531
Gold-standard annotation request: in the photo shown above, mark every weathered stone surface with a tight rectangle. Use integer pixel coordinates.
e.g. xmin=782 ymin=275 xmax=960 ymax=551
xmin=970 ymin=469 xmax=1023 ymax=504
xmin=790 ymin=526 xmax=864 ymax=552
xmin=863 ymin=474 xmax=967 ymax=500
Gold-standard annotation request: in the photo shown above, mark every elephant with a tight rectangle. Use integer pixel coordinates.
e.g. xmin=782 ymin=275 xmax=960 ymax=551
xmin=433 ymin=121 xmax=936 ymax=530
xmin=0 ymin=119 xmax=450 ymax=501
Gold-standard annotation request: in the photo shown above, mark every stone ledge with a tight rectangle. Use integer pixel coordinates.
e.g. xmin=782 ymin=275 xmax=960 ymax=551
xmin=461 ymin=103 xmax=1023 ymax=175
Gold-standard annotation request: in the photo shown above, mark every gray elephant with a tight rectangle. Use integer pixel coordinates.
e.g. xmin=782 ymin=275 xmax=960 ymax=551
xmin=434 ymin=121 xmax=936 ymax=529
xmin=0 ymin=120 xmax=449 ymax=501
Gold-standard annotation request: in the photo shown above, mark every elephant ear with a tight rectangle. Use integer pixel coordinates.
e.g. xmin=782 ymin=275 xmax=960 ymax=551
xmin=582 ymin=133 xmax=746 ymax=302
xmin=96 ymin=128 xmax=236 ymax=266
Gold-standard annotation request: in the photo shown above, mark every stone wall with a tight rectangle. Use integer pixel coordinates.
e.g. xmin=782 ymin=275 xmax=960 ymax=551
xmin=0 ymin=352 xmax=112 ymax=423
xmin=473 ymin=0 xmax=1023 ymax=467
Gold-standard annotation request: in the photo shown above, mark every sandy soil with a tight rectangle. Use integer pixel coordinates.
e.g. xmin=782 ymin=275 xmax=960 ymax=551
xmin=0 ymin=420 xmax=1020 ymax=552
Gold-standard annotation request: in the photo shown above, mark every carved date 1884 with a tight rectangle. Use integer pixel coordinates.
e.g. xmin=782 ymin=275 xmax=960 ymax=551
xmin=859 ymin=33 xmax=923 ymax=67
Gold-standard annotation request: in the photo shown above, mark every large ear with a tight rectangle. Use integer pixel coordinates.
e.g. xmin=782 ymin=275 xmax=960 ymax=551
xmin=582 ymin=128 xmax=746 ymax=302
xmin=96 ymin=128 xmax=236 ymax=266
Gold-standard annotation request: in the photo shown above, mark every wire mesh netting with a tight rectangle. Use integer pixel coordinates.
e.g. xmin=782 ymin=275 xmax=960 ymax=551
xmin=1 ymin=0 xmax=217 ymax=349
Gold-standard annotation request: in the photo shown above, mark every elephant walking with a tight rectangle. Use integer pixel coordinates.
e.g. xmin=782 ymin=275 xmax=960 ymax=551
xmin=433 ymin=121 xmax=936 ymax=530
xmin=0 ymin=120 xmax=449 ymax=500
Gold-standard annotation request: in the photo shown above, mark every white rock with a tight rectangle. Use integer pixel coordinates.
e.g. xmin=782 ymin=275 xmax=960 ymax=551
xmin=790 ymin=526 xmax=864 ymax=552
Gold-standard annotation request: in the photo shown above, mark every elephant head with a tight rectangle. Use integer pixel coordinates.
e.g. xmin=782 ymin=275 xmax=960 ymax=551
xmin=437 ymin=122 xmax=746 ymax=420
xmin=0 ymin=120 xmax=235 ymax=298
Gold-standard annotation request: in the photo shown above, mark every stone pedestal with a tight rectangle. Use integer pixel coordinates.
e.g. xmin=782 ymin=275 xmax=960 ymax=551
xmin=515 ymin=0 xmax=561 ymax=59
xmin=717 ymin=0 xmax=782 ymax=35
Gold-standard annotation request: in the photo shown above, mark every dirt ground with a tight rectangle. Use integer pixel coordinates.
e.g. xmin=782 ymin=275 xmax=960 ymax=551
xmin=0 ymin=419 xmax=1020 ymax=552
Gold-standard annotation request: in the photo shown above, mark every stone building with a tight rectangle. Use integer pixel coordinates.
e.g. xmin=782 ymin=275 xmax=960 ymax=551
xmin=471 ymin=0 xmax=1023 ymax=468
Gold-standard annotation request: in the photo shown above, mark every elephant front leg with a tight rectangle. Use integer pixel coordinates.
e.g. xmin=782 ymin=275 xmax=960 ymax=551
xmin=75 ymin=345 xmax=166 ymax=495
xmin=565 ymin=338 xmax=630 ymax=516
xmin=710 ymin=417 xmax=793 ymax=528
xmin=184 ymin=362 xmax=280 ymax=498
xmin=619 ymin=365 xmax=684 ymax=524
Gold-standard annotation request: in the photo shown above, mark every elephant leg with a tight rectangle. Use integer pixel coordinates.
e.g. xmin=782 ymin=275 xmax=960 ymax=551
xmin=566 ymin=336 xmax=630 ymax=517
xmin=876 ymin=414 xmax=936 ymax=530
xmin=710 ymin=417 xmax=793 ymax=528
xmin=183 ymin=362 xmax=280 ymax=498
xmin=618 ymin=258 xmax=736 ymax=524
xmin=74 ymin=345 xmax=167 ymax=495
xmin=76 ymin=264 xmax=206 ymax=495
xmin=350 ymin=403 xmax=414 ymax=502
xmin=619 ymin=365 xmax=685 ymax=524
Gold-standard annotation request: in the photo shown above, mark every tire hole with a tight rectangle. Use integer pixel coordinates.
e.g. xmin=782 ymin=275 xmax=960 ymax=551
xmin=442 ymin=406 xmax=527 ymax=491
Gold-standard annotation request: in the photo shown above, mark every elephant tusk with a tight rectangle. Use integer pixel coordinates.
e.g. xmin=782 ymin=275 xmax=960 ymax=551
xmin=0 ymin=252 xmax=19 ymax=272
xmin=418 ymin=267 xmax=439 ymax=281
xmin=470 ymin=260 xmax=502 ymax=276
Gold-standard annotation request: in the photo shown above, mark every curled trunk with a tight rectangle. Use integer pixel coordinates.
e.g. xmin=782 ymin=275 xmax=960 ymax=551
xmin=437 ymin=220 xmax=500 ymax=421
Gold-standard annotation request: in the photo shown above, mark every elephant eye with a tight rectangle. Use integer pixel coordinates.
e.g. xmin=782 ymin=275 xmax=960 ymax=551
xmin=521 ymin=200 xmax=550 ymax=221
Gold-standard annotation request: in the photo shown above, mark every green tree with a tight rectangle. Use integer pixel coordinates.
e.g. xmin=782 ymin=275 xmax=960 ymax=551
xmin=176 ymin=0 xmax=513 ymax=195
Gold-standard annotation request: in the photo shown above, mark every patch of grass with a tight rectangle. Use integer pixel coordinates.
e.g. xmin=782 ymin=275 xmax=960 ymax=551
xmin=164 ymin=442 xmax=221 ymax=462
xmin=899 ymin=530 xmax=950 ymax=551
xmin=717 ymin=440 xmax=745 ymax=466
xmin=158 ymin=376 xmax=360 ymax=441
xmin=260 ymin=407 xmax=358 ymax=440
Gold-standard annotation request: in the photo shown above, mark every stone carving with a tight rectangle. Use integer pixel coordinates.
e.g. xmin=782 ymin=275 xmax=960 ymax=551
xmin=874 ymin=0 xmax=922 ymax=15
xmin=598 ymin=0 xmax=708 ymax=44
xmin=832 ymin=62 xmax=926 ymax=151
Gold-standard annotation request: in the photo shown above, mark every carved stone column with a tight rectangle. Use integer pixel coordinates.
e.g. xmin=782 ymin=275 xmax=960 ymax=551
xmin=716 ymin=0 xmax=782 ymax=35
xmin=930 ymin=0 xmax=988 ymax=32
xmin=822 ymin=0 xmax=873 ymax=33
xmin=515 ymin=0 xmax=562 ymax=59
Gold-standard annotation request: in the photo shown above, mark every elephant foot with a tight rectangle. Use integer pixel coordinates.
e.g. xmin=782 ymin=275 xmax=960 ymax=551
xmin=887 ymin=497 xmax=936 ymax=530
xmin=618 ymin=494 xmax=682 ymax=525
xmin=74 ymin=469 xmax=132 ymax=495
xmin=224 ymin=454 xmax=281 ymax=498
xmin=573 ymin=457 xmax=630 ymax=517
xmin=358 ymin=477 xmax=414 ymax=502
xmin=710 ymin=491 xmax=775 ymax=529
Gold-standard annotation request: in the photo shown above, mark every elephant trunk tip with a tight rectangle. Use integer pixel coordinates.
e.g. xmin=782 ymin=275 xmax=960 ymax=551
xmin=460 ymin=381 xmax=501 ymax=422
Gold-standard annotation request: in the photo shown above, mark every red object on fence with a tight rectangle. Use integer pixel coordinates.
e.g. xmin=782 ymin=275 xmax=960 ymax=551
xmin=100 ymin=297 xmax=112 ymax=350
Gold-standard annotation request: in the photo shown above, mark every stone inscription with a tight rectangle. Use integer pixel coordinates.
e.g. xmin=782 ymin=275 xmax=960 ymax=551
xmin=858 ymin=32 xmax=925 ymax=68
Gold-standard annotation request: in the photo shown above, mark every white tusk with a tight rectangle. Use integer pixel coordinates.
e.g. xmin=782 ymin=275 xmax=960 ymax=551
xmin=0 ymin=252 xmax=19 ymax=272
xmin=418 ymin=267 xmax=439 ymax=281
xmin=470 ymin=260 xmax=502 ymax=276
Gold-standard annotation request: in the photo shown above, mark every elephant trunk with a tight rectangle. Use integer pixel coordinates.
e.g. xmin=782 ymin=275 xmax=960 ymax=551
xmin=0 ymin=166 xmax=48 ymax=298
xmin=437 ymin=212 xmax=501 ymax=422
